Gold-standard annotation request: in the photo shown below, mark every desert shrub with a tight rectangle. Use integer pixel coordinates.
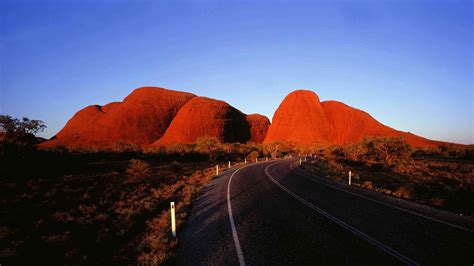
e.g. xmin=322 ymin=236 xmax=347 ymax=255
xmin=194 ymin=137 xmax=221 ymax=160
xmin=393 ymin=186 xmax=412 ymax=199
xmin=436 ymin=144 xmax=474 ymax=159
xmin=246 ymin=151 xmax=260 ymax=162
xmin=166 ymin=143 xmax=195 ymax=155
xmin=361 ymin=181 xmax=374 ymax=189
xmin=343 ymin=143 xmax=367 ymax=161
xmin=362 ymin=137 xmax=412 ymax=165
xmin=430 ymin=197 xmax=445 ymax=207
xmin=126 ymin=159 xmax=151 ymax=183
xmin=330 ymin=146 xmax=345 ymax=157
xmin=263 ymin=141 xmax=285 ymax=158
xmin=169 ymin=161 xmax=181 ymax=177
xmin=110 ymin=140 xmax=141 ymax=152
xmin=137 ymin=211 xmax=177 ymax=265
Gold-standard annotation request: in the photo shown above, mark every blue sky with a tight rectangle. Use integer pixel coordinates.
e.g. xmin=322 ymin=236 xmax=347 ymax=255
xmin=1 ymin=0 xmax=472 ymax=144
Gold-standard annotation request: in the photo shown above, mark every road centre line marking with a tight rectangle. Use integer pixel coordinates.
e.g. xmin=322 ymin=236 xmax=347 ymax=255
xmin=265 ymin=162 xmax=419 ymax=266
xmin=289 ymin=161 xmax=473 ymax=233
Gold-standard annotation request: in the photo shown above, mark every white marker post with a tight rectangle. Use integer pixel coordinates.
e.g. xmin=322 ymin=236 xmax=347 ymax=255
xmin=304 ymin=156 xmax=307 ymax=162
xmin=216 ymin=165 xmax=219 ymax=176
xmin=299 ymin=158 xmax=302 ymax=165
xmin=170 ymin=202 xmax=176 ymax=237
xmin=228 ymin=161 xmax=231 ymax=169
xmin=245 ymin=158 xmax=247 ymax=165
xmin=255 ymin=157 xmax=258 ymax=163
xmin=348 ymin=171 xmax=352 ymax=185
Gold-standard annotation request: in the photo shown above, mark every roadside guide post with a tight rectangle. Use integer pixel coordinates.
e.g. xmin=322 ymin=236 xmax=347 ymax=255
xmin=170 ymin=202 xmax=176 ymax=237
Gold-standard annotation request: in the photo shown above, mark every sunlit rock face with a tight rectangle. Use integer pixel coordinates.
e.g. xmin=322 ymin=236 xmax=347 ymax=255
xmin=40 ymin=87 xmax=196 ymax=148
xmin=264 ymin=90 xmax=331 ymax=145
xmin=264 ymin=89 xmax=441 ymax=147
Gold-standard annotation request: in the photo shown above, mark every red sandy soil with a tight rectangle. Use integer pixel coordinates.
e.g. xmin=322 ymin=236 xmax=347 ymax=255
xmin=40 ymin=87 xmax=195 ymax=148
xmin=264 ymin=90 xmax=443 ymax=147
xmin=151 ymin=97 xmax=251 ymax=145
xmin=246 ymin=114 xmax=271 ymax=143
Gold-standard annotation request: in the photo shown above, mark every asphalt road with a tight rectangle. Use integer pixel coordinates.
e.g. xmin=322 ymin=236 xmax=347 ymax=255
xmin=177 ymin=158 xmax=474 ymax=265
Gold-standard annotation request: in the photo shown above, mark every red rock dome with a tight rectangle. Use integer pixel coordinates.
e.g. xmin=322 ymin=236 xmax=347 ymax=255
xmin=40 ymin=87 xmax=195 ymax=148
xmin=264 ymin=89 xmax=443 ymax=147
xmin=152 ymin=97 xmax=250 ymax=146
xmin=321 ymin=100 xmax=441 ymax=147
xmin=246 ymin=114 xmax=270 ymax=143
xmin=264 ymin=90 xmax=330 ymax=145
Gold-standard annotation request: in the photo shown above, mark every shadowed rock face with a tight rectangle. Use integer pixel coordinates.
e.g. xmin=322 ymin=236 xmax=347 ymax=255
xmin=40 ymin=87 xmax=196 ymax=148
xmin=246 ymin=114 xmax=271 ymax=143
xmin=264 ymin=90 xmax=442 ymax=147
xmin=152 ymin=97 xmax=251 ymax=146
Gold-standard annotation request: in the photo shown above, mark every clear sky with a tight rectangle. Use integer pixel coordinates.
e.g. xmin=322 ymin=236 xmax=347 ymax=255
xmin=1 ymin=0 xmax=472 ymax=144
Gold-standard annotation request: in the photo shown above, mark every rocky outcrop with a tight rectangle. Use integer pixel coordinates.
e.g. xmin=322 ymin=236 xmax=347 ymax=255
xmin=246 ymin=114 xmax=270 ymax=143
xmin=152 ymin=97 xmax=251 ymax=146
xmin=321 ymin=100 xmax=441 ymax=147
xmin=40 ymin=87 xmax=195 ymax=148
xmin=41 ymin=86 xmax=446 ymax=149
xmin=264 ymin=90 xmax=442 ymax=147
xmin=264 ymin=90 xmax=330 ymax=145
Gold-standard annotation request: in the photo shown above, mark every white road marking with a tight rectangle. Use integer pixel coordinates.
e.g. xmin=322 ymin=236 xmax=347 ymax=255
xmin=227 ymin=167 xmax=247 ymax=266
xmin=289 ymin=161 xmax=474 ymax=233
xmin=265 ymin=162 xmax=419 ymax=266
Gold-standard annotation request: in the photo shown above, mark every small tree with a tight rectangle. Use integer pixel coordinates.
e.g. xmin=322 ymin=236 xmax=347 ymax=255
xmin=343 ymin=143 xmax=366 ymax=161
xmin=264 ymin=141 xmax=284 ymax=158
xmin=363 ymin=137 xmax=411 ymax=165
xmin=0 ymin=115 xmax=46 ymax=147
xmin=194 ymin=136 xmax=221 ymax=160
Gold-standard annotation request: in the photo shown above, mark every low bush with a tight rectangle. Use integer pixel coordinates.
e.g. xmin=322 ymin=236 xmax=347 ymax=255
xmin=125 ymin=159 xmax=151 ymax=183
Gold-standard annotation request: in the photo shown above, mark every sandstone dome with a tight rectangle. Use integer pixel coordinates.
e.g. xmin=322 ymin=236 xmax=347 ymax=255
xmin=264 ymin=89 xmax=443 ymax=147
xmin=40 ymin=87 xmax=195 ymax=148
xmin=321 ymin=100 xmax=441 ymax=147
xmin=152 ymin=97 xmax=251 ymax=146
xmin=246 ymin=114 xmax=271 ymax=143
xmin=264 ymin=90 xmax=330 ymax=145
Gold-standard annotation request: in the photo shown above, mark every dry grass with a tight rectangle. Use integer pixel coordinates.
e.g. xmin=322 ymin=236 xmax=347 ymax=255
xmin=0 ymin=155 xmax=216 ymax=265
xmin=302 ymin=157 xmax=474 ymax=215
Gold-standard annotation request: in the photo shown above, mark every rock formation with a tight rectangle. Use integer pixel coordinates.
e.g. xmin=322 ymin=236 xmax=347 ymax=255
xmin=264 ymin=90 xmax=330 ymax=145
xmin=264 ymin=90 xmax=442 ymax=147
xmin=321 ymin=100 xmax=440 ymax=147
xmin=246 ymin=114 xmax=271 ymax=143
xmin=41 ymin=86 xmax=445 ymax=149
xmin=152 ymin=97 xmax=251 ymax=146
xmin=40 ymin=87 xmax=195 ymax=148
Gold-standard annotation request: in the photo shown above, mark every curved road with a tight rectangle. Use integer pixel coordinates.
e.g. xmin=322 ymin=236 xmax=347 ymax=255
xmin=177 ymin=159 xmax=474 ymax=265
